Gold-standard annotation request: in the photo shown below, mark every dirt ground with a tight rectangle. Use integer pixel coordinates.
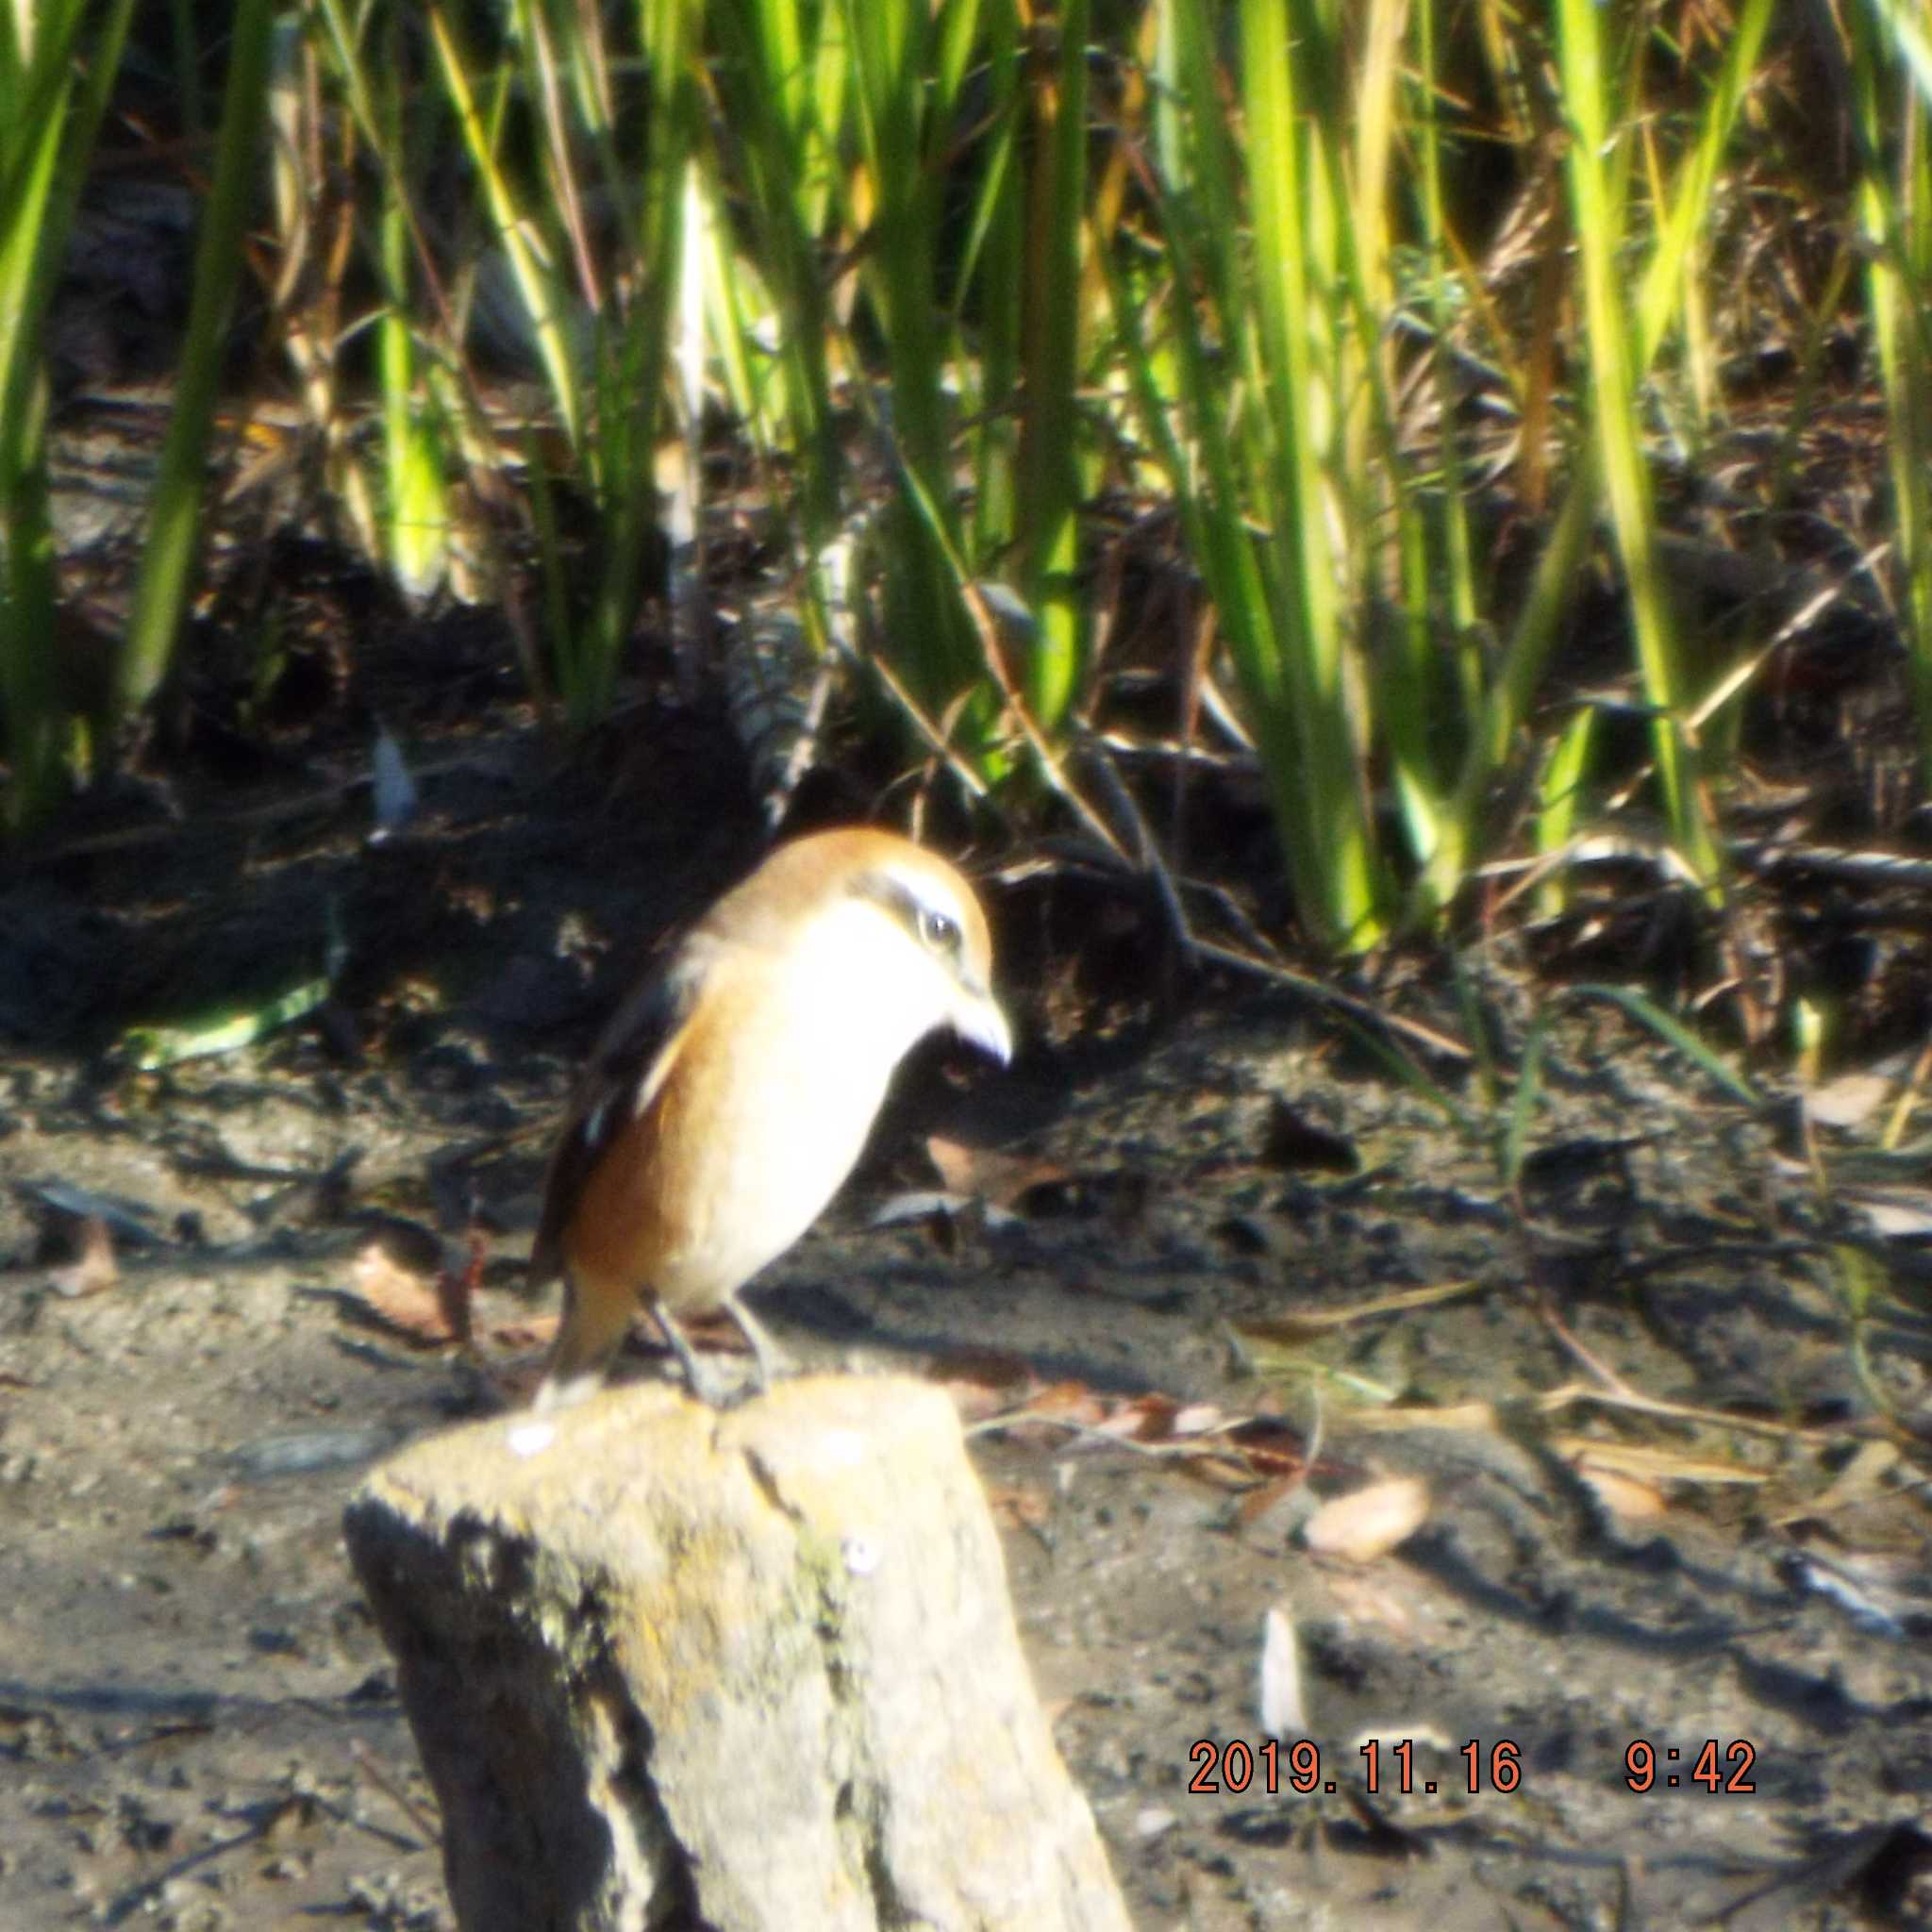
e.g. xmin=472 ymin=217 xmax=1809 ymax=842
xmin=3 ymin=707 xmax=1931 ymax=1932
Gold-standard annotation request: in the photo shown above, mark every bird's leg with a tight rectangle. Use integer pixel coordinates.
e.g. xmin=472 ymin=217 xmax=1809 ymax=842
xmin=653 ymin=1303 xmax=724 ymax=1405
xmin=723 ymin=1292 xmax=790 ymax=1393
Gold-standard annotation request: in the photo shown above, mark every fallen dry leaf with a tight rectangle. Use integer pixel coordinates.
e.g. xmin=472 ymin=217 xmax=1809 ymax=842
xmin=1235 ymin=1279 xmax=1484 ymax=1353
xmin=1302 ymin=1475 xmax=1430 ymax=1561
xmin=924 ymin=1135 xmax=1067 ymax=1208
xmin=1803 ymin=1071 xmax=1893 ymax=1130
xmin=963 ymin=1374 xmax=1313 ymax=1494
xmin=931 ymin=1347 xmax=1043 ymax=1420
xmin=1091 ymin=1391 xmax=1190 ymax=1441
xmin=1222 ymin=1419 xmax=1307 ymax=1482
xmin=927 ymin=1134 xmax=1152 ymax=1228
xmin=1551 ymin=1435 xmax=1770 ymax=1487
xmin=1846 ymin=1193 xmax=1932 ymax=1240
xmin=1573 ymin=1464 xmax=1669 ymax=1521
xmin=1022 ymin=1379 xmax=1116 ymax=1426
xmin=347 ymin=1242 xmax=459 ymax=1345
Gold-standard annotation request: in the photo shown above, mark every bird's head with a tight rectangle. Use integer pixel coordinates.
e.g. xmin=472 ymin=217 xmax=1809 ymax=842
xmin=708 ymin=828 xmax=1012 ymax=1068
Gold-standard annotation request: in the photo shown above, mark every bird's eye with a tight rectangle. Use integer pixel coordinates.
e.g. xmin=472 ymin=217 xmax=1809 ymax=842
xmin=918 ymin=907 xmax=961 ymax=955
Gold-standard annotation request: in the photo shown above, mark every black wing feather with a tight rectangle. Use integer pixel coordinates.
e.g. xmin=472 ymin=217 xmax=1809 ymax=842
xmin=527 ymin=944 xmax=706 ymax=1284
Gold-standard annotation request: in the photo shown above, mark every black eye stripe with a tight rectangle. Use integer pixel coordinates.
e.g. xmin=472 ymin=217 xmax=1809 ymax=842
xmin=861 ymin=873 xmax=965 ymax=957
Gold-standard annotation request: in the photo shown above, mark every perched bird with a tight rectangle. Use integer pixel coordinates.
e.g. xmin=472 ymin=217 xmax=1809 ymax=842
xmin=529 ymin=827 xmax=1010 ymax=1409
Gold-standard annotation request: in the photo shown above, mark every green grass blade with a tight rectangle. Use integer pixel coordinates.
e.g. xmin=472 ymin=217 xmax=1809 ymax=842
xmin=1850 ymin=6 xmax=1932 ymax=786
xmin=1553 ymin=0 xmax=1719 ymax=895
xmin=839 ymin=0 xmax=975 ymax=716
xmin=116 ymin=0 xmax=276 ymax=719
xmin=424 ymin=2 xmax=585 ymax=459
xmin=1533 ymin=701 xmax=1595 ymax=918
xmin=0 ymin=0 xmax=137 ymax=824
xmin=1017 ymin=0 xmax=1088 ymax=728
xmin=1568 ymin=984 xmax=1762 ymax=1108
xmin=1501 ymin=1007 xmax=1552 ymax=1194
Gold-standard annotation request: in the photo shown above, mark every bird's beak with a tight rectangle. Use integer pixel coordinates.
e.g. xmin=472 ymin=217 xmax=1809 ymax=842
xmin=952 ymin=984 xmax=1013 ymax=1065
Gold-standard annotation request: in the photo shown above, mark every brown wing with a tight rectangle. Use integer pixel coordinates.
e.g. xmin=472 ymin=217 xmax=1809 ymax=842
xmin=527 ymin=941 xmax=708 ymax=1285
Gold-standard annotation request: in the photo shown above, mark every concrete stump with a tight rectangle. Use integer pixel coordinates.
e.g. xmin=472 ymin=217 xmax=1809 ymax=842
xmin=343 ymin=1374 xmax=1131 ymax=1932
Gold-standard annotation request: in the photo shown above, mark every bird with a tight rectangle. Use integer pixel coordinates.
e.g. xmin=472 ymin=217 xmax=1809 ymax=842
xmin=528 ymin=826 xmax=1011 ymax=1410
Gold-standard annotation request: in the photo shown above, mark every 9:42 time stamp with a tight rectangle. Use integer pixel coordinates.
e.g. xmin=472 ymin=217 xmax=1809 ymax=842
xmin=1626 ymin=1739 xmax=1756 ymax=1792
